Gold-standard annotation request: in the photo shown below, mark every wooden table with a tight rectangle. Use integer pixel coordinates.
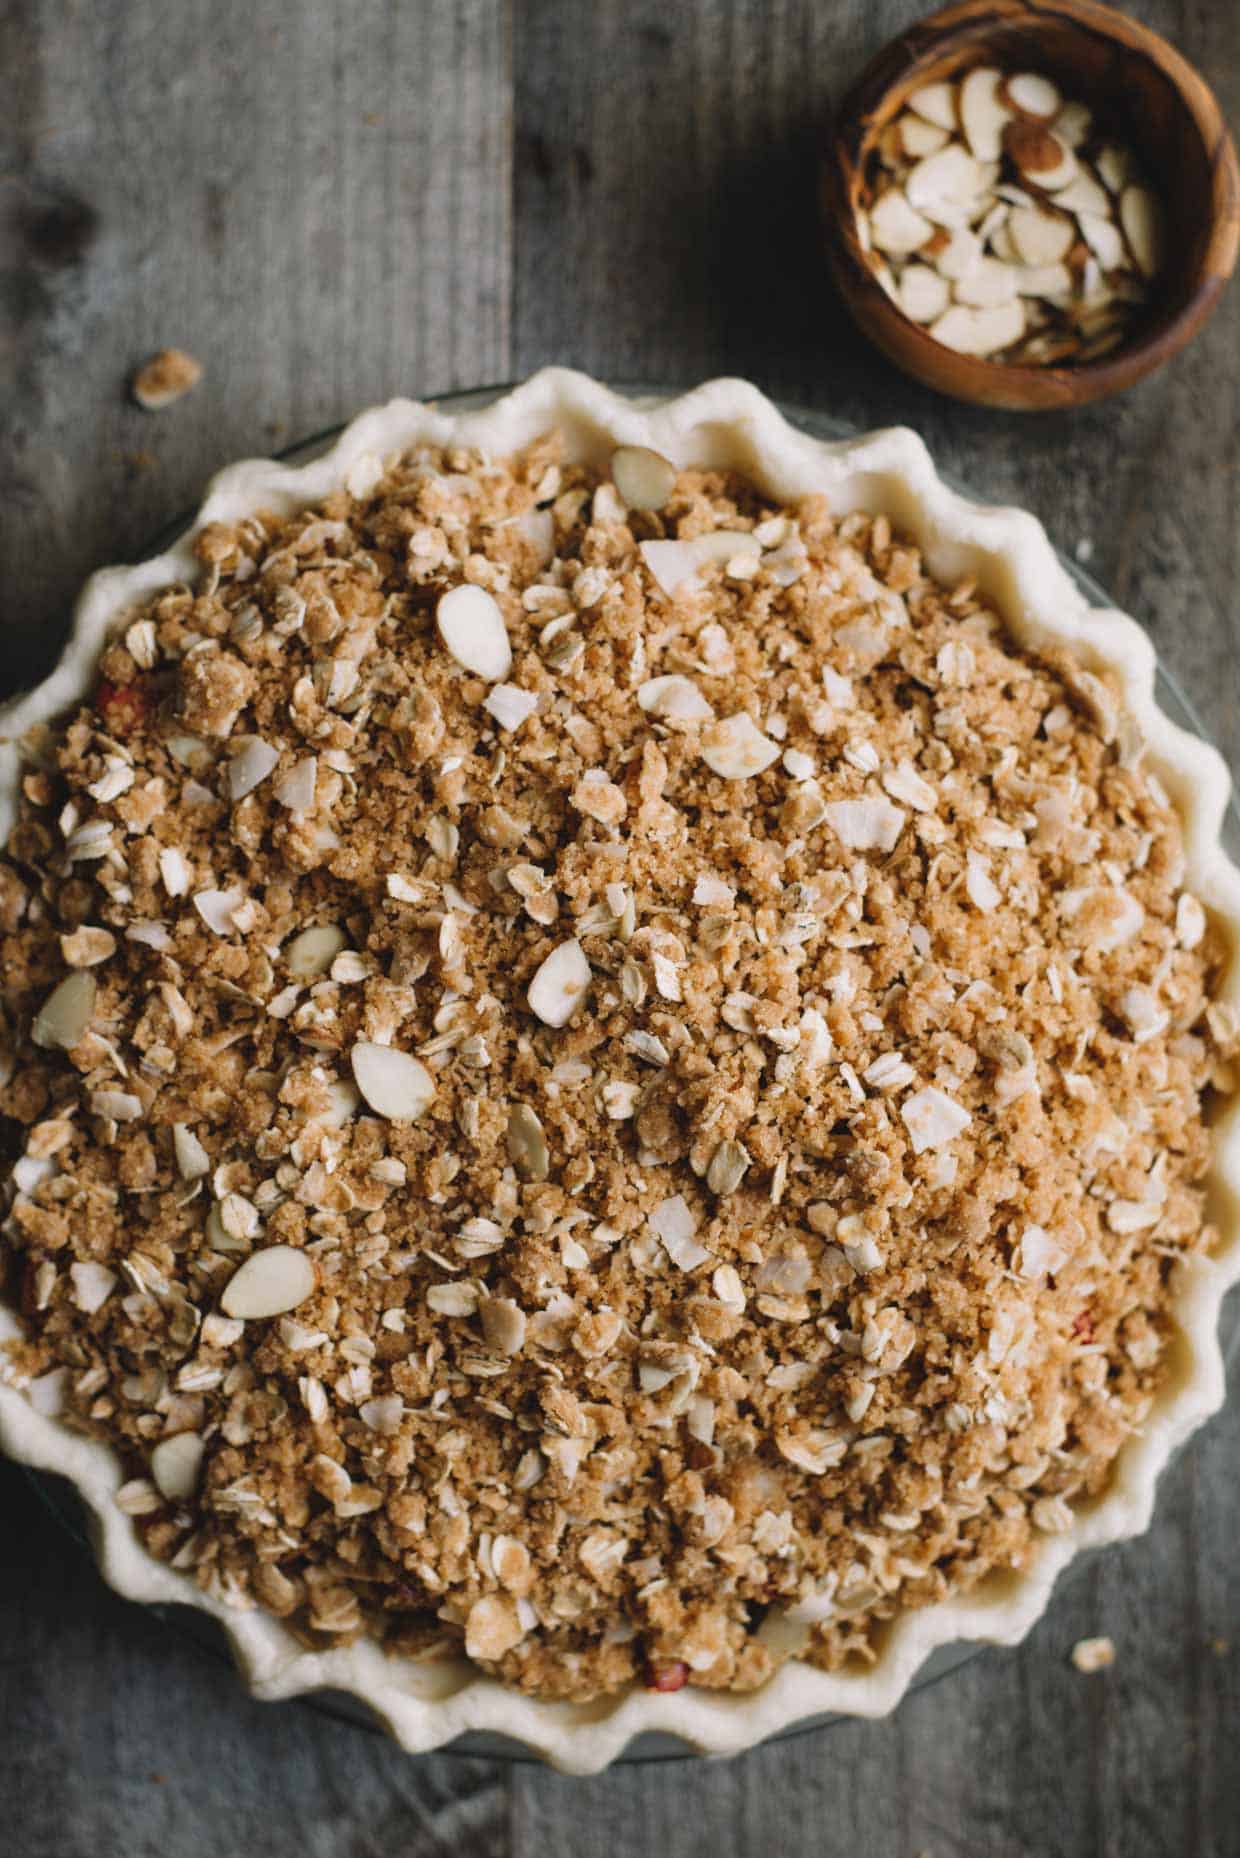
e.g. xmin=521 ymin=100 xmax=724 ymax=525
xmin=3 ymin=2 xmax=1238 ymax=1851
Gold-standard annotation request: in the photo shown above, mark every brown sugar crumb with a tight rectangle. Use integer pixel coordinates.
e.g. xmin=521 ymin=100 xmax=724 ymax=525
xmin=0 ymin=430 xmax=1234 ymax=1704
xmin=131 ymin=348 xmax=203 ymax=411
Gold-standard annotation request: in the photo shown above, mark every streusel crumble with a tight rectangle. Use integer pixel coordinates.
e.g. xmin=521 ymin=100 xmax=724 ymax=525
xmin=1 ymin=432 xmax=1233 ymax=1701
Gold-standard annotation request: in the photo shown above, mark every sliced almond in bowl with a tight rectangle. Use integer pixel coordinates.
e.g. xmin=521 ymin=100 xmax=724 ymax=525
xmin=898 ymin=114 xmax=950 ymax=160
xmin=1004 ymin=72 xmax=1061 ymax=121
xmin=898 ymin=263 xmax=951 ymax=324
xmin=869 ymin=187 xmax=934 ymax=256
xmin=1003 ymin=121 xmax=1077 ymax=191
xmin=959 ymin=67 xmax=1010 ymax=162
xmin=1120 ymin=185 xmax=1164 ymax=278
xmin=952 ymin=255 xmax=1019 ymax=308
xmin=906 ymin=80 xmax=957 ymax=132
xmin=929 ymin=299 xmax=1025 ymax=357
xmin=1008 ymin=204 xmax=1075 ymax=267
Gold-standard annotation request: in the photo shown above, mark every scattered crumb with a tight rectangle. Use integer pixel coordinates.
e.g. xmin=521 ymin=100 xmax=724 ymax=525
xmin=1071 ymin=1635 xmax=1116 ymax=1673
xmin=131 ymin=347 xmax=203 ymax=411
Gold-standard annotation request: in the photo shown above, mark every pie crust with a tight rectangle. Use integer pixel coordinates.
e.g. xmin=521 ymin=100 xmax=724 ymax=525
xmin=1 ymin=370 xmax=1238 ymax=1772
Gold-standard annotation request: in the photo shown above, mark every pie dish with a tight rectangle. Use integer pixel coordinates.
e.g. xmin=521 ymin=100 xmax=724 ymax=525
xmin=1 ymin=370 xmax=1239 ymax=1772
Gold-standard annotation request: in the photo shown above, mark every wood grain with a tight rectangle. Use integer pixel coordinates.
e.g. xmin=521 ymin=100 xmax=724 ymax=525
xmin=2 ymin=2 xmax=1240 ymax=1854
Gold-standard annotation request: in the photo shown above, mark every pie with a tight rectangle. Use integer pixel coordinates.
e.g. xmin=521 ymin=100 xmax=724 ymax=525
xmin=1 ymin=373 xmax=1238 ymax=1770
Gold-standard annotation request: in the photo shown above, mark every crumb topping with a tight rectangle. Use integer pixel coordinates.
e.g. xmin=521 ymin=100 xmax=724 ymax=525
xmin=0 ymin=431 xmax=1234 ymax=1702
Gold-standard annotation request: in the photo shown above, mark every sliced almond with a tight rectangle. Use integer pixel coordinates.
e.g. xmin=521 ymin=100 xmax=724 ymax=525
xmin=436 ymin=584 xmax=512 ymax=682
xmin=700 ymin=713 xmax=780 ymax=780
xmin=933 ymin=225 xmax=983 ymax=281
xmin=898 ymin=263 xmax=951 ymax=323
xmin=507 ymin=1102 xmax=550 ymax=1179
xmin=867 ymin=187 xmax=934 ymax=257
xmin=929 ymin=298 xmax=1025 ymax=357
xmin=1053 ymin=100 xmax=1092 ymax=148
xmin=1014 ymin=262 xmax=1073 ymax=297
xmin=1120 ymin=185 xmax=1163 ymax=278
xmin=1096 ymin=144 xmax=1132 ymax=194
xmin=1004 ymin=72 xmax=1061 ymax=120
xmin=1003 ymin=120 xmax=1076 ymax=190
xmin=227 ymin=737 xmax=279 ymax=802
xmin=31 ymin=972 xmax=96 ymax=1050
xmin=611 ymin=446 xmax=677 ymax=512
xmin=1008 ymin=204 xmax=1075 ymax=267
xmin=906 ymin=144 xmax=986 ymax=214
xmin=1053 ymin=168 xmax=1111 ymax=219
xmin=952 ymin=255 xmax=1018 ymax=308
xmin=989 ymin=221 xmax=1020 ymax=263
xmin=286 ymin=924 xmax=346 ymax=978
xmin=480 ymin=1296 xmax=527 ymax=1356
xmin=1078 ymin=211 xmax=1125 ymax=271
xmin=639 ymin=530 xmax=760 ymax=595
xmin=959 ymin=67 xmax=1010 ymax=161
xmin=637 ymin=674 xmax=715 ymax=722
xmin=898 ymin=113 xmax=950 ymax=159
xmin=527 ymin=937 xmax=591 ymax=1027
xmin=151 ymin=1431 xmax=205 ymax=1500
xmin=350 ymin=1042 xmax=436 ymax=1120
xmin=220 ymin=1246 xmax=317 ymax=1321
xmin=906 ymin=81 xmax=957 ymax=131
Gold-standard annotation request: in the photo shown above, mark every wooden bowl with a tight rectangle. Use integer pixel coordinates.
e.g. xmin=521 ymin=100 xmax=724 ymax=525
xmin=821 ymin=0 xmax=1240 ymax=410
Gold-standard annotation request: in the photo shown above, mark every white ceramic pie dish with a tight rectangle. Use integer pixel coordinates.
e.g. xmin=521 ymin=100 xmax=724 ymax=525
xmin=2 ymin=369 xmax=1239 ymax=1773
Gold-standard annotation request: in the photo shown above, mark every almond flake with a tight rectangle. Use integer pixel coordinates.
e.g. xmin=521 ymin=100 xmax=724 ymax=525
xmin=637 ymin=675 xmax=715 ymax=723
xmin=131 ymin=347 xmax=202 ymax=410
xmin=611 ymin=445 xmax=677 ymax=511
xmin=639 ymin=530 xmax=760 ymax=595
xmin=436 ymin=583 xmax=512 ymax=681
xmin=1005 ymin=72 xmax=1061 ymax=120
xmin=70 ymin=1260 xmax=118 ymax=1314
xmin=193 ymin=887 xmax=245 ymax=937
xmin=227 ymin=737 xmax=280 ymax=801
xmin=527 ymin=937 xmax=591 ymax=1027
xmin=650 ymin=1194 xmax=711 ymax=1271
xmin=965 ymin=851 xmax=1002 ymax=912
xmin=60 ymin=926 xmax=116 ymax=968
xmin=220 ymin=1246 xmax=316 ymax=1320
xmin=823 ymin=796 xmax=905 ymax=852
xmin=868 ymin=187 xmax=934 ymax=257
xmin=1078 ymin=211 xmax=1125 ymax=271
xmin=881 ymin=761 xmax=936 ymax=812
xmin=273 ymin=755 xmax=317 ymax=815
xmin=700 ymin=712 xmax=780 ymax=780
xmin=1071 ymin=1636 xmax=1115 ymax=1674
xmin=351 ymin=1042 xmax=436 ymax=1120
xmin=484 ymin=683 xmax=538 ymax=731
xmin=901 ymin=1085 xmax=971 ymax=1154
xmin=159 ymin=847 xmax=192 ymax=897
xmin=898 ymin=263 xmax=951 ymax=323
xmin=1008 ymin=204 xmax=1075 ymax=267
xmin=952 ymin=255 xmax=1018 ymax=308
xmin=1119 ymin=185 xmax=1162 ymax=278
xmin=1175 ymin=893 xmax=1206 ymax=950
xmin=151 ymin=1431 xmax=205 ymax=1500
xmin=286 ymin=924 xmax=347 ymax=978
xmin=480 ymin=1297 xmax=527 ymax=1355
xmin=31 ymin=972 xmax=96 ymax=1050
xmin=959 ymin=67 xmax=1010 ymax=161
xmin=173 ymin=1123 xmax=211 ymax=1180
xmin=465 ymin=1594 xmax=525 ymax=1662
xmin=907 ymin=81 xmax=957 ymax=131
xmin=929 ymin=299 xmax=1025 ymax=356
xmin=906 ymin=144 xmax=985 ymax=214
xmin=898 ymin=114 xmax=950 ymax=159
xmin=693 ymin=874 xmax=735 ymax=907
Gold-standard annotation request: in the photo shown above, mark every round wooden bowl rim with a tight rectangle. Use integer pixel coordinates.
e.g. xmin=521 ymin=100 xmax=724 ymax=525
xmin=822 ymin=0 xmax=1240 ymax=404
